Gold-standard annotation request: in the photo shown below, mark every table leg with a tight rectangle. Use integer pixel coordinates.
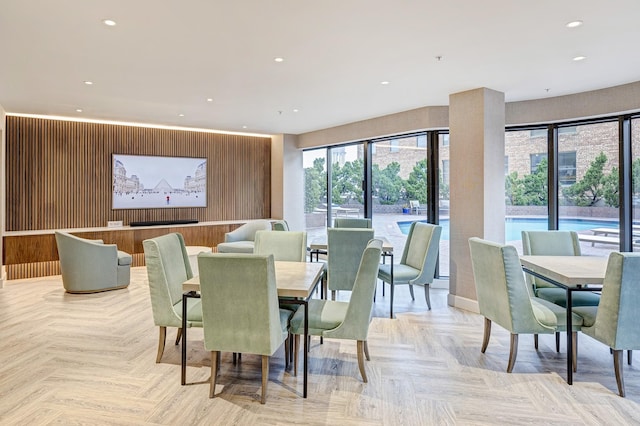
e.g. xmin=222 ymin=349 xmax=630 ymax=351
xmin=566 ymin=288 xmax=573 ymax=385
xmin=303 ymin=299 xmax=309 ymax=398
xmin=390 ymin=253 xmax=394 ymax=319
xmin=181 ymin=293 xmax=188 ymax=385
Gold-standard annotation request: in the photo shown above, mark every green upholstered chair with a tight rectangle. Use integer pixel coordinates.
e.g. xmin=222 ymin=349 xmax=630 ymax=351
xmin=254 ymin=230 xmax=307 ymax=262
xmin=377 ymin=221 xmax=441 ymax=318
xmin=216 ymin=220 xmax=272 ymax=253
xmin=468 ymin=237 xmax=583 ymax=373
xmin=334 ymin=218 xmax=372 ymax=228
xmin=327 ymin=228 xmax=375 ymax=299
xmin=290 ymin=239 xmax=382 ymax=382
xmin=143 ymin=233 xmax=203 ymax=363
xmin=271 ymin=220 xmax=290 ymax=231
xmin=197 ymin=253 xmax=291 ymax=404
xmin=55 ymin=231 xmax=131 ymax=293
xmin=572 ymin=252 xmax=640 ymax=397
xmin=521 ymin=230 xmax=601 ymax=307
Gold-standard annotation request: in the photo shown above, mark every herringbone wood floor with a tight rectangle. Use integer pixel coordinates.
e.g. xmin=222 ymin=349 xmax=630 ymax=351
xmin=1 ymin=267 xmax=639 ymax=425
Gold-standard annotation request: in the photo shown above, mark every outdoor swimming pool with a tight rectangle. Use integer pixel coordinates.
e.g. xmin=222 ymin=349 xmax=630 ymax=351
xmin=397 ymin=217 xmax=619 ymax=241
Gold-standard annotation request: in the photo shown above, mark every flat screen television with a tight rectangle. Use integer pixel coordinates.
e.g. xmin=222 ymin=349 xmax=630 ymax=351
xmin=112 ymin=154 xmax=207 ymax=209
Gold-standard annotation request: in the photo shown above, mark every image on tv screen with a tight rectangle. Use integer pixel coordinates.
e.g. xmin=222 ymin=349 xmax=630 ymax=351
xmin=112 ymin=154 xmax=207 ymax=209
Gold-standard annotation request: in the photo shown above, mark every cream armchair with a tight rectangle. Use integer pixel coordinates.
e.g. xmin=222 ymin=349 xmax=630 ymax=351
xmin=55 ymin=231 xmax=131 ymax=293
xmin=216 ymin=220 xmax=272 ymax=253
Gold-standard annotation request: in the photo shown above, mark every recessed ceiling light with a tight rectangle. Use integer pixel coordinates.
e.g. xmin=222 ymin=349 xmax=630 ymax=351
xmin=178 ymin=113 xmax=184 ymax=117
xmin=380 ymin=81 xmax=390 ymax=85
xmin=242 ymin=125 xmax=248 ymax=129
xmin=274 ymin=57 xmax=284 ymax=63
xmin=566 ymin=20 xmax=583 ymax=28
xmin=75 ymin=108 xmax=83 ymax=113
xmin=84 ymin=81 xmax=93 ymax=85
xmin=293 ymin=109 xmax=299 ymax=113
xmin=102 ymin=19 xmax=117 ymax=26
xmin=206 ymin=98 xmax=213 ymax=102
xmin=573 ymin=55 xmax=586 ymax=61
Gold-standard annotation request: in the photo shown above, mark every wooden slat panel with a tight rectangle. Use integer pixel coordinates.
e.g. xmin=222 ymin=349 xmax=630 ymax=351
xmin=5 ymin=116 xmax=271 ymax=231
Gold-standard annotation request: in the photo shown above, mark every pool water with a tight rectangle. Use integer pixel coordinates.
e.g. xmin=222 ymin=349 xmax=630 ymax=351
xmin=397 ymin=217 xmax=619 ymax=241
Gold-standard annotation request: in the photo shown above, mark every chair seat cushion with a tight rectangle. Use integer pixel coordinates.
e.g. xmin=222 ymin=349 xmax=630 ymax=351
xmin=536 ymin=287 xmax=600 ymax=307
xmin=216 ymin=241 xmax=255 ymax=253
xmin=289 ymin=299 xmax=348 ymax=336
xmin=571 ymin=306 xmax=598 ymax=327
xmin=378 ymin=264 xmax=420 ymax=284
xmin=117 ymin=251 xmax=132 ymax=266
xmin=173 ymin=298 xmax=203 ymax=327
xmin=531 ymin=297 xmax=583 ymax=331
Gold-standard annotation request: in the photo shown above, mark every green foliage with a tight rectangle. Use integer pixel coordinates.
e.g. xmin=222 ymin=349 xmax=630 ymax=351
xmin=405 ymin=159 xmax=427 ymax=203
xmin=372 ymin=162 xmax=404 ymax=205
xmin=332 ymin=159 xmax=364 ymax=204
xmin=562 ymin=152 xmax=608 ymax=207
xmin=506 ymin=158 xmax=548 ymax=206
xmin=602 ymin=166 xmax=619 ymax=208
xmin=304 ymin=158 xmax=326 ymax=213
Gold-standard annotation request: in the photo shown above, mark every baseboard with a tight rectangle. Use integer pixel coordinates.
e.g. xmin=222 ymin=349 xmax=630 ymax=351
xmin=447 ymin=293 xmax=480 ymax=313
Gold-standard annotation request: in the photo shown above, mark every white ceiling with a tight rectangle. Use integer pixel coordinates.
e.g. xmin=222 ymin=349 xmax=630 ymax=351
xmin=2 ymin=1 xmax=640 ymax=136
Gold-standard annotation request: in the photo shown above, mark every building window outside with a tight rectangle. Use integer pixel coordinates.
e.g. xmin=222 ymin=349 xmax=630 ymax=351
xmin=390 ymin=140 xmax=399 ymax=152
xmin=416 ymin=135 xmax=427 ymax=148
xmin=531 ymin=152 xmax=576 ymax=184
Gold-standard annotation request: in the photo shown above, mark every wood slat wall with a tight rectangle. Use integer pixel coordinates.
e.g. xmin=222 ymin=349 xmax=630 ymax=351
xmin=5 ymin=116 xmax=272 ymax=231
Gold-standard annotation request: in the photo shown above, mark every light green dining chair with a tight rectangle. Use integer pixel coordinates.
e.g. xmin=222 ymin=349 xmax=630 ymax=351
xmin=143 ymin=233 xmax=202 ymax=363
xmin=197 ymin=253 xmax=291 ymax=404
xmin=272 ymin=220 xmax=290 ymax=231
xmin=327 ymin=227 xmax=375 ymax=299
xmin=290 ymin=239 xmax=382 ymax=382
xmin=216 ymin=219 xmax=272 ymax=253
xmin=334 ymin=218 xmax=372 ymax=228
xmin=254 ymin=230 xmax=307 ymax=262
xmin=469 ymin=237 xmax=583 ymax=373
xmin=572 ymin=252 xmax=640 ymax=397
xmin=377 ymin=221 xmax=441 ymax=318
xmin=521 ymin=230 xmax=600 ymax=353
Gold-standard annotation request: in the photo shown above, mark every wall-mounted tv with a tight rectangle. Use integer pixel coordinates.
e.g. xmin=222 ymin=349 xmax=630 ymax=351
xmin=112 ymin=154 xmax=207 ymax=209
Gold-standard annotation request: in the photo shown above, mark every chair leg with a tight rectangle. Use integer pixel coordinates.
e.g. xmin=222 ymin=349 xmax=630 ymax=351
xmin=331 ymin=290 xmax=336 ymax=301
xmin=363 ymin=340 xmax=370 ymax=361
xmin=507 ymin=334 xmax=519 ymax=373
xmin=156 ymin=326 xmax=167 ymax=363
xmin=209 ymin=351 xmax=219 ymax=398
xmin=293 ymin=334 xmax=299 ymax=376
xmin=409 ymin=284 xmax=415 ymax=301
xmin=534 ymin=334 xmax=538 ymax=350
xmin=572 ymin=331 xmax=578 ymax=372
xmin=556 ymin=332 xmax=560 ymax=353
xmin=481 ymin=318 xmax=491 ymax=353
xmin=390 ymin=283 xmax=395 ymax=319
xmin=613 ymin=349 xmax=625 ymax=397
xmin=284 ymin=335 xmax=290 ymax=369
xmin=357 ymin=340 xmax=368 ymax=383
xmin=423 ymin=284 xmax=431 ymax=310
xmin=628 ymin=350 xmax=632 ymax=365
xmin=175 ymin=328 xmax=183 ymax=345
xmin=261 ymin=355 xmax=269 ymax=404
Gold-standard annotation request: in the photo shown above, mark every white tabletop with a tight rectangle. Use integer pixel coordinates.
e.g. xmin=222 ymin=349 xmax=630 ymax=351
xmin=520 ymin=255 xmax=608 ymax=287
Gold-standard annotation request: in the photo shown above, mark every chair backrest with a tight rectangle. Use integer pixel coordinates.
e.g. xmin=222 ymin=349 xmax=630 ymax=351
xmin=468 ymin=237 xmax=551 ymax=334
xmin=521 ymin=230 xmax=581 ymax=291
xmin=327 ymin=228 xmax=375 ymax=292
xmin=225 ymin=220 xmax=272 ymax=242
xmin=591 ymin=252 xmax=640 ymax=349
xmin=400 ymin=222 xmax=442 ymax=285
xmin=198 ymin=253 xmax=284 ymax=356
xmin=143 ymin=233 xmax=192 ymax=327
xmin=334 ymin=218 xmax=372 ymax=228
xmin=324 ymin=239 xmax=383 ymax=341
xmin=272 ymin=220 xmax=290 ymax=231
xmin=254 ymin=230 xmax=307 ymax=262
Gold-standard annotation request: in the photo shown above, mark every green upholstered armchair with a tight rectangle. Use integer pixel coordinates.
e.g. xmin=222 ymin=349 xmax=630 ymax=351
xmin=216 ymin=220 xmax=272 ymax=253
xmin=197 ymin=253 xmax=291 ymax=404
xmin=142 ymin=233 xmax=202 ymax=363
xmin=572 ymin=252 xmax=640 ymax=397
xmin=290 ymin=239 xmax=382 ymax=382
xmin=377 ymin=221 xmax=441 ymax=318
xmin=469 ymin=237 xmax=583 ymax=373
xmin=271 ymin=220 xmax=290 ymax=231
xmin=327 ymin=228 xmax=375 ymax=299
xmin=254 ymin=230 xmax=307 ymax=262
xmin=333 ymin=218 xmax=372 ymax=228
xmin=521 ymin=230 xmax=601 ymax=307
xmin=55 ymin=231 xmax=131 ymax=293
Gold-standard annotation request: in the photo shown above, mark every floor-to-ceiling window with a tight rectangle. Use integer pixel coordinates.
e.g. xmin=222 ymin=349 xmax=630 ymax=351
xmin=303 ymin=148 xmax=328 ymax=241
xmin=330 ymin=144 xmax=364 ymax=226
xmin=631 ymin=116 xmax=640 ymax=251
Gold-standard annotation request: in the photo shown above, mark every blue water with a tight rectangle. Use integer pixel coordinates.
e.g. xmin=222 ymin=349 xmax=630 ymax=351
xmin=397 ymin=217 xmax=619 ymax=241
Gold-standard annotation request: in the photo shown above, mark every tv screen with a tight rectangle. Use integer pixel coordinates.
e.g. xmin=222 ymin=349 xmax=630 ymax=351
xmin=112 ymin=154 xmax=206 ymax=209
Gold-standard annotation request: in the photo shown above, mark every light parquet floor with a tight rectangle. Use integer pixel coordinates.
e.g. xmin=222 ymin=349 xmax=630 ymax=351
xmin=1 ymin=268 xmax=639 ymax=425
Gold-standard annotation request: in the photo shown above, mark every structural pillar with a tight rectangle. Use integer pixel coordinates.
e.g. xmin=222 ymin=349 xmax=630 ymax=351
xmin=447 ymin=88 xmax=505 ymax=311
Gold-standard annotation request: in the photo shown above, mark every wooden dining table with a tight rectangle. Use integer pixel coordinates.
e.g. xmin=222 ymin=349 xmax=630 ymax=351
xmin=181 ymin=260 xmax=325 ymax=398
xmin=520 ymin=255 xmax=608 ymax=384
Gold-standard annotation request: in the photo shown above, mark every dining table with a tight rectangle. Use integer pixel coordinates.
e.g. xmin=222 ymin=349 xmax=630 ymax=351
xmin=520 ymin=255 xmax=608 ymax=384
xmin=181 ymin=260 xmax=326 ymax=398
